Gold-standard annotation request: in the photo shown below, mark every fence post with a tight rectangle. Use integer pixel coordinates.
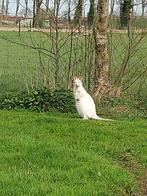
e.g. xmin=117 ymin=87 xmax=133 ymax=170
xmin=30 ymin=21 xmax=32 ymax=32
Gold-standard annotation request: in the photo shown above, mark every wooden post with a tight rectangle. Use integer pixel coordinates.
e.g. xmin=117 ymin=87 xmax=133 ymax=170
xmin=30 ymin=20 xmax=32 ymax=32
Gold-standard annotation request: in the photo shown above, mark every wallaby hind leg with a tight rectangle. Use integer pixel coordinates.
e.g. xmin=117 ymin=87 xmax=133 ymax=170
xmin=83 ymin=116 xmax=88 ymax=120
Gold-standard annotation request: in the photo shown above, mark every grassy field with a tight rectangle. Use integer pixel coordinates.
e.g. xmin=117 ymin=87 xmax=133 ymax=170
xmin=109 ymin=16 xmax=147 ymax=29
xmin=0 ymin=30 xmax=146 ymax=195
xmin=0 ymin=31 xmax=147 ymax=98
xmin=0 ymin=109 xmax=147 ymax=195
xmin=0 ymin=32 xmax=43 ymax=95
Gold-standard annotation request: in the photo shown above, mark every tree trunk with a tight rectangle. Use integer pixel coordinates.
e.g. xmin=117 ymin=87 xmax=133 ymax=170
xmin=24 ymin=0 xmax=28 ymax=18
xmin=35 ymin=0 xmax=40 ymax=27
xmin=73 ymin=0 xmax=83 ymax=27
xmin=46 ymin=0 xmax=49 ymax=13
xmin=54 ymin=0 xmax=60 ymax=88
xmin=33 ymin=0 xmax=36 ymax=27
xmin=67 ymin=0 xmax=71 ymax=25
xmin=6 ymin=0 xmax=9 ymax=16
xmin=35 ymin=0 xmax=42 ymax=27
xmin=142 ymin=0 xmax=145 ymax=16
xmin=15 ymin=0 xmax=20 ymax=24
xmin=1 ymin=0 xmax=5 ymax=13
xmin=93 ymin=0 xmax=110 ymax=99
xmin=0 ymin=0 xmax=5 ymax=25
xmin=120 ymin=0 xmax=132 ymax=28
xmin=87 ymin=0 xmax=95 ymax=29
xmin=110 ymin=0 xmax=115 ymax=16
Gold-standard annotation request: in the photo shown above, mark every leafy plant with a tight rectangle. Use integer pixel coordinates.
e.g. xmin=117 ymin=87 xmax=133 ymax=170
xmin=49 ymin=89 xmax=76 ymax=112
xmin=0 ymin=88 xmax=76 ymax=113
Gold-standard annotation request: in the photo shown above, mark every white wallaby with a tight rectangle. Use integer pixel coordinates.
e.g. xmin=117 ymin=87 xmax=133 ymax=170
xmin=73 ymin=76 xmax=113 ymax=121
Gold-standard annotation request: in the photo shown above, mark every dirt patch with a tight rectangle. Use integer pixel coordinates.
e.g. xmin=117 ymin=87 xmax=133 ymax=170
xmin=137 ymin=169 xmax=147 ymax=196
xmin=120 ymin=153 xmax=147 ymax=195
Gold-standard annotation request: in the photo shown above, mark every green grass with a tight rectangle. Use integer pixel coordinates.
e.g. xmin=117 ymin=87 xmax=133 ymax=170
xmin=0 ymin=109 xmax=147 ymax=195
xmin=109 ymin=16 xmax=147 ymax=29
xmin=0 ymin=31 xmax=147 ymax=98
xmin=0 ymin=31 xmax=92 ymax=95
xmin=0 ymin=32 xmax=43 ymax=95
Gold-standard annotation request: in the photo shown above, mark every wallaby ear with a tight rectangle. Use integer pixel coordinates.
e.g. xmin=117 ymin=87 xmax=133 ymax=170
xmin=72 ymin=76 xmax=78 ymax=81
xmin=78 ymin=76 xmax=83 ymax=81
xmin=72 ymin=76 xmax=76 ymax=81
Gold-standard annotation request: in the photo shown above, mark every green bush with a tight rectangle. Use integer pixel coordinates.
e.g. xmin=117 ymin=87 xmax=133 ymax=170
xmin=0 ymin=89 xmax=76 ymax=113
xmin=49 ymin=89 xmax=76 ymax=112
xmin=0 ymin=88 xmax=146 ymax=118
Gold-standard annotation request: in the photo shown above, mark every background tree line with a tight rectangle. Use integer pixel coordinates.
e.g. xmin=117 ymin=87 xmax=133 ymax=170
xmin=0 ymin=0 xmax=147 ymax=28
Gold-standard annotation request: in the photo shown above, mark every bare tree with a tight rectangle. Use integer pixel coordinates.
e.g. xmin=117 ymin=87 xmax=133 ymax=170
xmin=93 ymin=0 xmax=110 ymax=99
xmin=46 ymin=0 xmax=49 ymax=13
xmin=35 ymin=0 xmax=43 ymax=27
xmin=24 ymin=0 xmax=29 ymax=18
xmin=5 ymin=0 xmax=9 ymax=16
xmin=67 ymin=0 xmax=71 ymax=25
xmin=87 ymin=0 xmax=95 ymax=29
xmin=120 ymin=0 xmax=132 ymax=28
xmin=54 ymin=0 xmax=61 ymax=87
xmin=1 ymin=0 xmax=5 ymax=12
xmin=141 ymin=0 xmax=147 ymax=16
xmin=0 ymin=0 xmax=5 ymax=25
xmin=33 ymin=0 xmax=36 ymax=27
xmin=110 ymin=0 xmax=115 ymax=16
xmin=73 ymin=0 xmax=83 ymax=27
xmin=15 ymin=0 xmax=20 ymax=24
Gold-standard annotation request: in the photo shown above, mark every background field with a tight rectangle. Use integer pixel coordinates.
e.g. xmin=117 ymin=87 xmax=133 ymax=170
xmin=0 ymin=110 xmax=147 ymax=195
xmin=0 ymin=30 xmax=147 ymax=195
xmin=0 ymin=31 xmax=147 ymax=98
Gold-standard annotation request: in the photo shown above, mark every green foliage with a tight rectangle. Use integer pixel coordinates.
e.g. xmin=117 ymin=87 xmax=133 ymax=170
xmin=0 ymin=31 xmax=147 ymax=118
xmin=0 ymin=89 xmax=76 ymax=113
xmin=49 ymin=89 xmax=76 ymax=112
xmin=0 ymin=110 xmax=147 ymax=195
xmin=96 ymin=96 xmax=147 ymax=120
xmin=135 ymin=97 xmax=147 ymax=113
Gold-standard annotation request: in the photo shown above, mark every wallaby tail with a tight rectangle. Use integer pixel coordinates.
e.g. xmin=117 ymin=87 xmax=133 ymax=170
xmin=93 ymin=115 xmax=114 ymax=121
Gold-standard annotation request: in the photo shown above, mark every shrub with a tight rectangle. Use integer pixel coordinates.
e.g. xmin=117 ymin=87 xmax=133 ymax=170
xmin=0 ymin=88 xmax=76 ymax=113
xmin=49 ymin=89 xmax=76 ymax=113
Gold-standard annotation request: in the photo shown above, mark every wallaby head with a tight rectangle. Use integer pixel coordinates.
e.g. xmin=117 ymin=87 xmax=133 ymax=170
xmin=72 ymin=76 xmax=83 ymax=88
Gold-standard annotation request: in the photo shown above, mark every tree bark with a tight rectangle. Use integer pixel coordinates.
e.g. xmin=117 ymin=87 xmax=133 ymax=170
xmin=67 ymin=0 xmax=71 ymax=25
xmin=6 ymin=0 xmax=9 ymax=16
xmin=87 ymin=0 xmax=95 ymax=29
xmin=0 ymin=0 xmax=5 ymax=25
xmin=35 ymin=0 xmax=43 ymax=27
xmin=15 ymin=0 xmax=20 ymax=24
xmin=73 ymin=0 xmax=83 ymax=27
xmin=120 ymin=0 xmax=132 ymax=28
xmin=93 ymin=0 xmax=110 ymax=99
xmin=24 ymin=0 xmax=29 ymax=18
xmin=46 ymin=0 xmax=49 ymax=13
xmin=141 ymin=0 xmax=145 ymax=16
xmin=33 ymin=0 xmax=36 ymax=27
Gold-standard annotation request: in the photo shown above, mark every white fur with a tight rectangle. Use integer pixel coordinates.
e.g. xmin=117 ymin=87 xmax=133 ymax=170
xmin=73 ymin=77 xmax=112 ymax=121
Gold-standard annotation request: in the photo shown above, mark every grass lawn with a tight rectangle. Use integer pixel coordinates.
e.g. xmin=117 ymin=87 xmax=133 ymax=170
xmin=0 ymin=31 xmax=147 ymax=97
xmin=0 ymin=110 xmax=146 ymax=195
